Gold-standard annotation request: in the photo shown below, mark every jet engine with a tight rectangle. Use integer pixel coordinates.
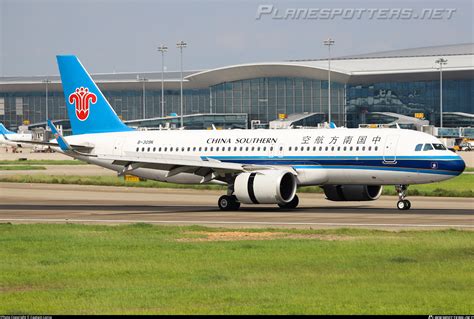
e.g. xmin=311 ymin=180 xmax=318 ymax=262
xmin=323 ymin=185 xmax=383 ymax=201
xmin=234 ymin=171 xmax=297 ymax=205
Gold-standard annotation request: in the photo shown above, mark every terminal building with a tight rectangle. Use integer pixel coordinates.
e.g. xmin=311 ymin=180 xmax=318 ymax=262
xmin=0 ymin=43 xmax=472 ymax=133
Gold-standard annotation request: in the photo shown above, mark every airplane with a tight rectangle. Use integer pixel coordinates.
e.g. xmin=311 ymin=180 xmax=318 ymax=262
xmin=0 ymin=123 xmax=33 ymax=148
xmin=4 ymin=55 xmax=465 ymax=211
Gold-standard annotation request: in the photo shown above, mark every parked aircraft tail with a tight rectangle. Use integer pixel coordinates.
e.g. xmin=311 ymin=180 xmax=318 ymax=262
xmin=0 ymin=123 xmax=14 ymax=135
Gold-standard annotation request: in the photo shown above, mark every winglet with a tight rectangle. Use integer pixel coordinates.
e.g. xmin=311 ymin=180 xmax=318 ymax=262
xmin=47 ymin=120 xmax=71 ymax=151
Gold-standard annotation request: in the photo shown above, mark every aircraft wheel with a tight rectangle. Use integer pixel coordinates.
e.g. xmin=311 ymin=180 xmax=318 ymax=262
xmin=278 ymin=195 xmax=299 ymax=209
xmin=218 ymin=195 xmax=240 ymax=211
xmin=403 ymin=199 xmax=411 ymax=210
xmin=397 ymin=200 xmax=410 ymax=210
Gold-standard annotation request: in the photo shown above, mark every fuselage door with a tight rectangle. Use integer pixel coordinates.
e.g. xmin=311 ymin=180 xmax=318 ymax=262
xmin=383 ymin=134 xmax=399 ymax=164
xmin=112 ymin=137 xmax=126 ymax=157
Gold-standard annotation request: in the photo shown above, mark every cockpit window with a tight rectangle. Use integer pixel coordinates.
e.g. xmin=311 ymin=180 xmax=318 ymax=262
xmin=432 ymin=143 xmax=447 ymax=150
xmin=423 ymin=144 xmax=434 ymax=151
xmin=415 ymin=144 xmax=423 ymax=151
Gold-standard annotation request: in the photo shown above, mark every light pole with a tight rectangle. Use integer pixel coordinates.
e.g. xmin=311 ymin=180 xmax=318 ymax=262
xmin=157 ymin=44 xmax=168 ymax=117
xmin=42 ymin=79 xmax=51 ymax=128
xmin=176 ymin=40 xmax=187 ymax=128
xmin=137 ymin=76 xmax=148 ymax=118
xmin=323 ymin=38 xmax=335 ymax=124
xmin=435 ymin=57 xmax=448 ymax=128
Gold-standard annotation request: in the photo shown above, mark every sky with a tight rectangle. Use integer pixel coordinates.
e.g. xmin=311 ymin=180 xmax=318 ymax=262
xmin=0 ymin=0 xmax=472 ymax=76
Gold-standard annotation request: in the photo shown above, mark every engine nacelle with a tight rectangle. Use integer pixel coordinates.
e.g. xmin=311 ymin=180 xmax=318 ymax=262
xmin=323 ymin=185 xmax=383 ymax=201
xmin=234 ymin=171 xmax=297 ymax=204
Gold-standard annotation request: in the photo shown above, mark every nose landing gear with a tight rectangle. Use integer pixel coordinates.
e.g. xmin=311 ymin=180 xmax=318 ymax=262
xmin=395 ymin=185 xmax=411 ymax=210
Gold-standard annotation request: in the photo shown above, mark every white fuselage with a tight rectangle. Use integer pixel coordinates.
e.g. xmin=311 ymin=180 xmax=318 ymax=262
xmin=0 ymin=133 xmax=33 ymax=148
xmin=61 ymin=127 xmax=465 ymax=186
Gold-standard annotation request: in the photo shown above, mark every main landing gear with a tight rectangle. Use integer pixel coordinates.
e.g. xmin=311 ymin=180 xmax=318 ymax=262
xmin=218 ymin=195 xmax=241 ymax=211
xmin=278 ymin=195 xmax=299 ymax=209
xmin=395 ymin=185 xmax=411 ymax=210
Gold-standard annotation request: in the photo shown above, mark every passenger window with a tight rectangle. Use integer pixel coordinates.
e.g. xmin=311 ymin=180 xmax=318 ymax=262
xmin=350 ymin=146 xmax=353 ymax=151
xmin=164 ymin=147 xmax=168 ymax=152
xmin=187 ymin=147 xmax=190 ymax=152
xmin=337 ymin=146 xmax=341 ymax=151
xmin=142 ymin=147 xmax=145 ymax=152
xmin=257 ymin=147 xmax=261 ymax=151
xmin=158 ymin=147 xmax=162 ymax=152
xmin=216 ymin=147 xmax=219 ymax=151
xmin=374 ymin=146 xmax=378 ymax=151
xmin=423 ymin=144 xmax=433 ymax=151
xmin=343 ymin=146 xmax=347 ymax=151
xmin=204 ymin=147 xmax=208 ymax=151
xmin=325 ymin=146 xmax=328 ymax=151
xmin=153 ymin=147 xmax=156 ymax=152
xmin=356 ymin=146 xmax=359 ymax=151
xmin=368 ymin=146 xmax=371 ymax=151
xmin=362 ymin=146 xmax=365 ymax=151
xmin=234 ymin=147 xmax=237 ymax=151
xmin=181 ymin=147 xmax=185 ymax=152
xmin=136 ymin=147 xmax=139 ymax=152
xmin=331 ymin=146 xmax=335 ymax=151
xmin=279 ymin=146 xmax=283 ymax=151
xmin=289 ymin=146 xmax=292 ymax=151
xmin=319 ymin=146 xmax=323 ymax=151
xmin=192 ymin=147 xmax=196 ymax=152
xmin=228 ymin=147 xmax=231 ymax=151
xmin=198 ymin=147 xmax=202 ymax=151
xmin=246 ymin=147 xmax=249 ymax=151
xmin=415 ymin=144 xmax=423 ymax=151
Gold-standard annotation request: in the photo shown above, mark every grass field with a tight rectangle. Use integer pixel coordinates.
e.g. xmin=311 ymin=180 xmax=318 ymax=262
xmin=0 ymin=165 xmax=46 ymax=171
xmin=0 ymin=224 xmax=472 ymax=315
xmin=0 ymin=173 xmax=473 ymax=197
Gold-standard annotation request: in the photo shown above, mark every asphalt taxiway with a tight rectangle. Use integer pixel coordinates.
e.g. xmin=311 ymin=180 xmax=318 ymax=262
xmin=0 ymin=183 xmax=472 ymax=230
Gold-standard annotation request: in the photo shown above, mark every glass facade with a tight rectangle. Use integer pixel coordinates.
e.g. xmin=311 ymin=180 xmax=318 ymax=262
xmin=210 ymin=77 xmax=345 ymax=124
xmin=0 ymin=89 xmax=209 ymax=129
xmin=346 ymin=79 xmax=474 ymax=128
xmin=0 ymin=77 xmax=345 ymax=129
xmin=0 ymin=76 xmax=472 ymax=130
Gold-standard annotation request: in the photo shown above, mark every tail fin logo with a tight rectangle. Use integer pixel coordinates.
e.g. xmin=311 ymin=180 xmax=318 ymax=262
xmin=68 ymin=87 xmax=97 ymax=121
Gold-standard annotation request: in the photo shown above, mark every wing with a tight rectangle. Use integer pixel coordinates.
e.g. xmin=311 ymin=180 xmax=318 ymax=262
xmin=1 ymin=138 xmax=94 ymax=152
xmin=98 ymin=153 xmax=291 ymax=183
xmin=2 ymin=121 xmax=94 ymax=155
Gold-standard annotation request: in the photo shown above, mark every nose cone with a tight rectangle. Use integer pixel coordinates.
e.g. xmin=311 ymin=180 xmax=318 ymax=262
xmin=453 ymin=155 xmax=466 ymax=175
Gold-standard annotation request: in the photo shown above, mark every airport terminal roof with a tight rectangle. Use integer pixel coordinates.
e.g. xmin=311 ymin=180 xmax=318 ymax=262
xmin=1 ymin=43 xmax=472 ymax=92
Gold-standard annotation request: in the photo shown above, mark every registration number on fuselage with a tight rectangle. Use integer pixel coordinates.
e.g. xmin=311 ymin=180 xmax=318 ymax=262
xmin=137 ymin=140 xmax=154 ymax=145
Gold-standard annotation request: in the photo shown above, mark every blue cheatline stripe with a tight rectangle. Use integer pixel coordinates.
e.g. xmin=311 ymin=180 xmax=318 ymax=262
xmin=202 ymin=155 xmax=460 ymax=160
xmin=291 ymin=165 xmax=459 ymax=176
xmin=200 ymin=155 xmax=464 ymax=176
